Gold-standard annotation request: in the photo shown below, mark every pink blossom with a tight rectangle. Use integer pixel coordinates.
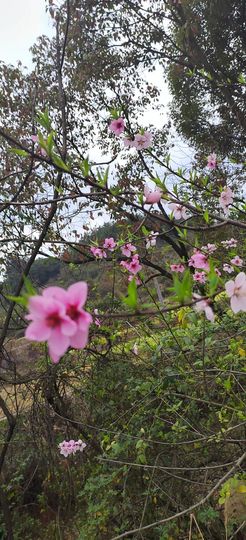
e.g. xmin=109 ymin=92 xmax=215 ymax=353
xmin=123 ymin=137 xmax=134 ymax=148
xmin=219 ymin=187 xmax=233 ymax=215
xmin=188 ymin=251 xmax=209 ymax=271
xmin=132 ymin=131 xmax=153 ymax=150
xmin=221 ymin=238 xmax=238 ymax=249
xmin=215 ymin=268 xmax=221 ymax=277
xmin=144 ymin=185 xmax=162 ymax=205
xmin=146 ymin=232 xmax=158 ymax=249
xmin=132 ymin=343 xmax=139 ymax=355
xmin=201 ymin=243 xmax=217 ymax=254
xmin=225 ymin=272 xmax=246 ymax=313
xmin=121 ymin=243 xmax=136 ymax=257
xmin=42 ymin=282 xmax=92 ymax=354
xmin=109 ymin=117 xmax=125 ymax=135
xmin=168 ymin=203 xmax=188 ymax=220
xmin=127 ymin=254 xmax=142 ymax=275
xmin=120 ymin=260 xmax=130 ymax=270
xmin=223 ymin=264 xmax=234 ymax=274
xmin=120 ymin=255 xmax=142 ymax=275
xmin=193 ymin=271 xmax=206 ymax=284
xmin=25 ymin=297 xmax=76 ymax=363
xmin=90 ymin=246 xmax=107 ymax=259
xmin=193 ymin=294 xmax=215 ymax=322
xmin=207 ymin=152 xmax=217 ymax=170
xmin=59 ymin=439 xmax=86 ymax=457
xmin=103 ymin=237 xmax=116 ymax=251
xmin=230 ymin=256 xmax=243 ymax=267
xmin=25 ymin=283 xmax=92 ymax=363
xmin=31 ymin=135 xmax=39 ymax=143
xmin=170 ymin=264 xmax=185 ymax=273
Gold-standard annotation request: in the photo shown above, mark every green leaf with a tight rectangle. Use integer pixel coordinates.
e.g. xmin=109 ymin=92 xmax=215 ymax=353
xmin=9 ymin=148 xmax=29 ymax=157
xmin=138 ymin=453 xmax=147 ymax=464
xmin=141 ymin=225 xmax=149 ymax=236
xmin=37 ymin=131 xmax=48 ymax=153
xmin=208 ymin=265 xmax=219 ymax=295
xmin=165 ymin=154 xmax=170 ymax=167
xmin=223 ymin=378 xmax=231 ymax=391
xmin=138 ymin=193 xmax=144 ymax=205
xmin=201 ymin=176 xmax=209 ymax=187
xmin=203 ymin=209 xmax=210 ymax=224
xmin=187 ymin=68 xmax=195 ymax=77
xmin=6 ymin=277 xmax=37 ymax=307
xmin=6 ymin=295 xmax=28 ymax=307
xmin=36 ymin=108 xmax=52 ymax=131
xmin=109 ymin=106 xmax=122 ymax=119
xmin=238 ymin=73 xmax=246 ymax=85
xmin=52 ymin=153 xmax=70 ymax=172
xmin=80 ymin=157 xmax=90 ymax=177
xmin=46 ymin=132 xmax=55 ymax=155
xmin=153 ymin=176 xmax=165 ymax=190
xmin=173 ymin=184 xmax=178 ymax=196
xmin=23 ymin=275 xmax=37 ymax=296
xmin=173 ymin=270 xmax=192 ymax=304
xmin=110 ymin=186 xmax=121 ymax=196
xmin=122 ymin=278 xmax=138 ymax=309
xmin=175 ymin=226 xmax=187 ymax=239
xmin=97 ymin=167 xmax=109 ymax=187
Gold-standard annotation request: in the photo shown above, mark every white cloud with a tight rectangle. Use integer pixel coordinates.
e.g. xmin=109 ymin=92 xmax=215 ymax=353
xmin=0 ymin=0 xmax=53 ymax=68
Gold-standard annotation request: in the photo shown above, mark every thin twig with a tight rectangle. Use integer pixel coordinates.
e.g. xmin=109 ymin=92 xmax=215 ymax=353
xmin=110 ymin=452 xmax=246 ymax=539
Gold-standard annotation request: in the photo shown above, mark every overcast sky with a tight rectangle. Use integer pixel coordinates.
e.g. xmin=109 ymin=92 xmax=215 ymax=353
xmin=0 ymin=0 xmax=192 ymax=171
xmin=0 ymin=0 xmax=192 ymax=241
xmin=0 ymin=0 xmax=53 ymax=67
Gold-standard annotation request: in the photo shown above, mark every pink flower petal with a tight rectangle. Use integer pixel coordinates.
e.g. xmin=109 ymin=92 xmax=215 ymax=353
xmin=144 ymin=184 xmax=162 ymax=204
xmin=60 ymin=317 xmax=77 ymax=336
xmin=235 ymin=272 xmax=246 ymax=288
xmin=25 ymin=321 xmax=51 ymax=341
xmin=225 ymin=280 xmax=235 ymax=297
xmin=48 ymin=348 xmax=62 ymax=364
xmin=205 ymin=306 xmax=215 ymax=322
xmin=67 ymin=282 xmax=88 ymax=307
xmin=28 ymin=296 xmax=50 ymax=318
xmin=70 ymin=328 xmax=89 ymax=349
xmin=230 ymin=295 xmax=246 ymax=314
xmin=48 ymin=330 xmax=69 ymax=356
xmin=77 ymin=311 xmax=93 ymax=329
xmin=43 ymin=286 xmax=68 ymax=303
xmin=144 ymin=185 xmax=150 ymax=198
